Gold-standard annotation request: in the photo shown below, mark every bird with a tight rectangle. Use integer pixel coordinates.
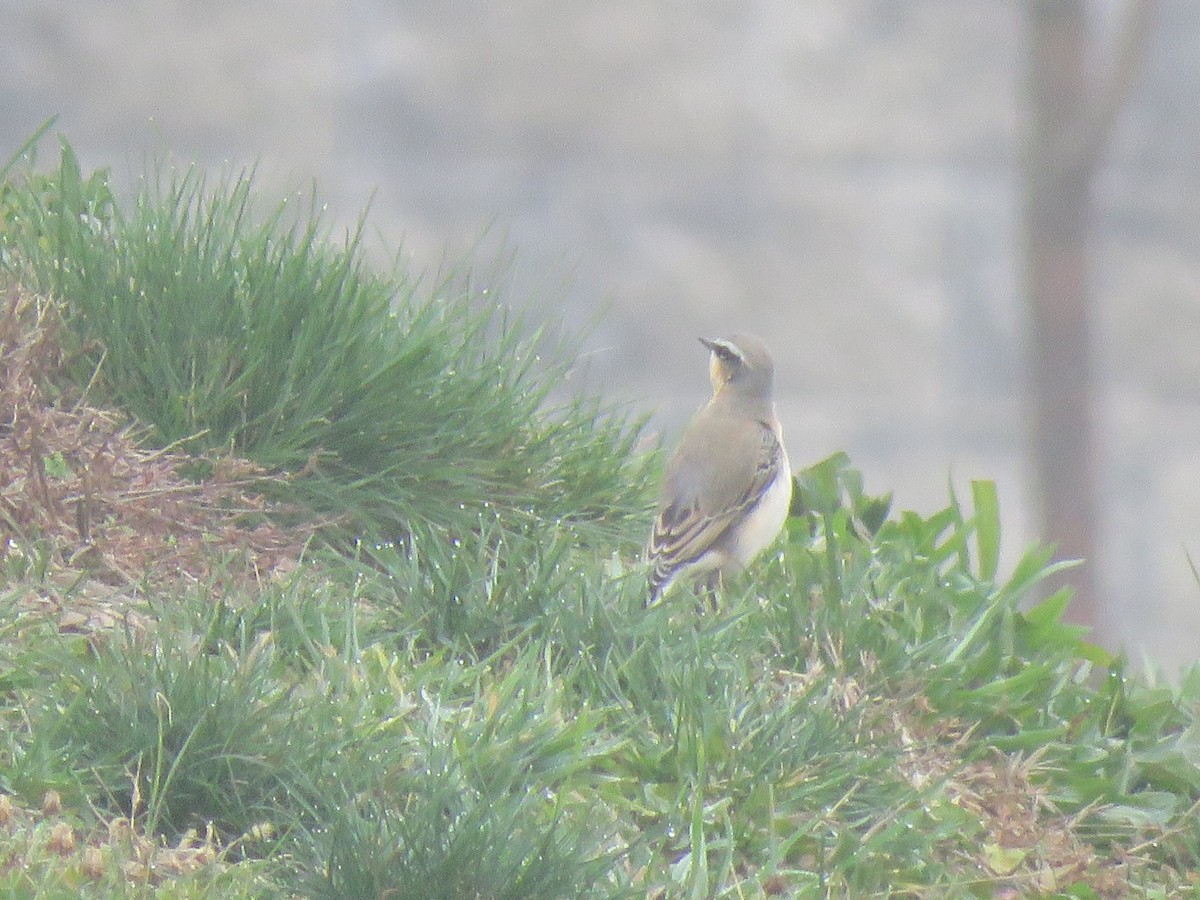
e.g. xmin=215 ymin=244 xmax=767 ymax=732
xmin=646 ymin=333 xmax=792 ymax=605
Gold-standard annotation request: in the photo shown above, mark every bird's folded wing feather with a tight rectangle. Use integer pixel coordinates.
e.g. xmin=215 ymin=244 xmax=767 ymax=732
xmin=648 ymin=418 xmax=784 ymax=569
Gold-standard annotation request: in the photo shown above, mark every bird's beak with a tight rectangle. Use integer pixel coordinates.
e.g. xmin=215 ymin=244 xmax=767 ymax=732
xmin=698 ymin=337 xmax=718 ymax=352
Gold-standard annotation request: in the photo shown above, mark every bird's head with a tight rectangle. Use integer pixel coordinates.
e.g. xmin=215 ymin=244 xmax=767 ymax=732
xmin=699 ymin=333 xmax=775 ymax=401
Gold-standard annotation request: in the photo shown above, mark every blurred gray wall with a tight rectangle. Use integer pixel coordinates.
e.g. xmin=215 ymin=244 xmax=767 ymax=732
xmin=4 ymin=1 xmax=1200 ymax=671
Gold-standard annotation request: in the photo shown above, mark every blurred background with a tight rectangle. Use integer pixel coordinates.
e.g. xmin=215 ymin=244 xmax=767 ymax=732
xmin=2 ymin=1 xmax=1198 ymax=672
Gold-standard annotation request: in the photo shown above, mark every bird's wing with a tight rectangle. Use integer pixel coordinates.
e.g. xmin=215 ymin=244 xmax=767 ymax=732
xmin=647 ymin=416 xmax=784 ymax=582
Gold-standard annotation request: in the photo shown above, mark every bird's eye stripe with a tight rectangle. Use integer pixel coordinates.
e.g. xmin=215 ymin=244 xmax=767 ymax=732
xmin=712 ymin=342 xmax=743 ymax=363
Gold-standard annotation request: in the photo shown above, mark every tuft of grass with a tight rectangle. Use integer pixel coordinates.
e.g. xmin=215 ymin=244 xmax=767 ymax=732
xmin=32 ymin=599 xmax=304 ymax=844
xmin=0 ymin=135 xmax=652 ymax=553
xmin=297 ymin=641 xmax=624 ymax=900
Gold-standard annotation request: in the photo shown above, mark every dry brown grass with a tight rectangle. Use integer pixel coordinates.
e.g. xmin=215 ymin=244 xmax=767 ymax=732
xmin=771 ymin=654 xmax=1154 ymax=899
xmin=0 ymin=787 xmax=247 ymax=890
xmin=0 ymin=286 xmax=324 ymax=613
xmin=893 ymin=725 xmax=1129 ymax=898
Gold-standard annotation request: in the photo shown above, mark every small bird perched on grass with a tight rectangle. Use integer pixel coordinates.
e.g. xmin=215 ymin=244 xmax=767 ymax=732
xmin=646 ymin=333 xmax=792 ymax=605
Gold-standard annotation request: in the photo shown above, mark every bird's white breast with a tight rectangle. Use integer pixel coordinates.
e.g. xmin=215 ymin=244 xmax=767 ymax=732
xmin=729 ymin=451 xmax=792 ymax=565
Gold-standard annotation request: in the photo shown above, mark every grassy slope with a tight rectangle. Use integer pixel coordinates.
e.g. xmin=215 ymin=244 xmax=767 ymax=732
xmin=0 ymin=136 xmax=1198 ymax=898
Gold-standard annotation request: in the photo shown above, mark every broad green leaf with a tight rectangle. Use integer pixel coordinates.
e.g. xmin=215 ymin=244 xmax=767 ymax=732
xmin=971 ymin=479 xmax=1000 ymax=582
xmin=984 ymin=842 xmax=1026 ymax=876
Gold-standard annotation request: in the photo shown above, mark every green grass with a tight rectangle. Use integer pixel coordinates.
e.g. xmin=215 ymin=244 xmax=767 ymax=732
xmin=5 ymin=461 xmax=1198 ymax=897
xmin=0 ymin=133 xmax=651 ymax=551
xmin=2 ymin=132 xmax=1200 ymax=897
